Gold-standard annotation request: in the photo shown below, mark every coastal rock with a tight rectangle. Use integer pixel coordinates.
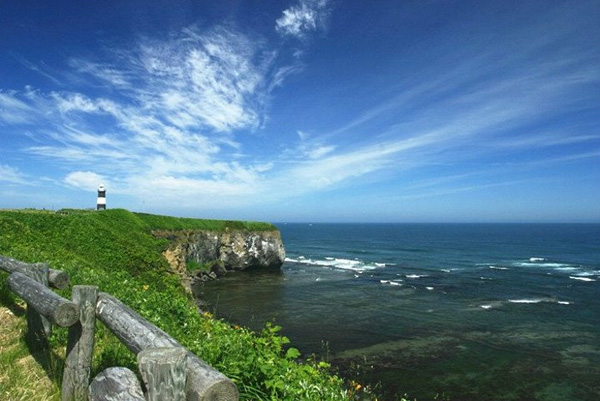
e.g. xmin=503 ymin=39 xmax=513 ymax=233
xmin=218 ymin=229 xmax=286 ymax=270
xmin=156 ymin=229 xmax=285 ymax=274
xmin=210 ymin=262 xmax=228 ymax=277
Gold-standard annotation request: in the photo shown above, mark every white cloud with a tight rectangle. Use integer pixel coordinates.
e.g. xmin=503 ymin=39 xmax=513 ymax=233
xmin=53 ymin=93 xmax=107 ymax=114
xmin=129 ymin=26 xmax=273 ymax=132
xmin=64 ymin=171 xmax=107 ymax=190
xmin=5 ymin=23 xmax=295 ymax=209
xmin=68 ymin=58 xmax=132 ymax=88
xmin=307 ymin=145 xmax=336 ymax=159
xmin=0 ymin=91 xmax=37 ymax=125
xmin=276 ymin=0 xmax=330 ymax=39
xmin=0 ymin=164 xmax=28 ymax=185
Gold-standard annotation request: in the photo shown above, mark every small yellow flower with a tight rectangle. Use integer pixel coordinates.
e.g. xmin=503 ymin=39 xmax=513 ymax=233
xmin=142 ymin=285 xmax=149 ymax=291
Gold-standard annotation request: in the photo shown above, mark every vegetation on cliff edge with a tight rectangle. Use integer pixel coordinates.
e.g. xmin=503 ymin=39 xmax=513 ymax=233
xmin=0 ymin=209 xmax=377 ymax=400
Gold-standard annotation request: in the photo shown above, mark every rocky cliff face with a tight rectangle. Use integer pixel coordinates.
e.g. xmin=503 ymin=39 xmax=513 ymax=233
xmin=157 ymin=229 xmax=285 ymax=276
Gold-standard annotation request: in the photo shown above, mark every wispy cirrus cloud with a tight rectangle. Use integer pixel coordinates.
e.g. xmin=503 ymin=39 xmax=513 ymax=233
xmin=0 ymin=164 xmax=29 ymax=185
xmin=276 ymin=0 xmax=331 ymax=39
xmin=0 ymin=91 xmax=37 ymax=125
xmin=1 ymin=1 xmax=598 ymax=219
xmin=0 ymin=24 xmax=298 ymax=209
xmin=273 ymin=44 xmax=600 ymax=198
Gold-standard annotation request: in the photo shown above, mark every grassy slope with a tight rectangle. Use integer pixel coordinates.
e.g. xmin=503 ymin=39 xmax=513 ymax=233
xmin=0 ymin=209 xmax=362 ymax=401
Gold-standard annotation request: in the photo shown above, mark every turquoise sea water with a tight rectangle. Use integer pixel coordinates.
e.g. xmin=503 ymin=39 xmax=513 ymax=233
xmin=201 ymin=224 xmax=600 ymax=400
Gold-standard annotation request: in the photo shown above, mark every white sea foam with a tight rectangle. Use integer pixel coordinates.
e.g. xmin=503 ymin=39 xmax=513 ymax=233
xmin=530 ymin=257 xmax=546 ymax=262
xmin=569 ymin=276 xmax=596 ymax=282
xmin=426 ymin=286 xmax=434 ymax=291
xmin=405 ymin=274 xmax=426 ymax=279
xmin=554 ymin=267 xmax=579 ymax=271
xmin=508 ymin=299 xmax=543 ymax=304
xmin=517 ymin=261 xmax=581 ymax=272
xmin=480 ymin=305 xmax=493 ymax=309
xmin=489 ymin=266 xmax=508 ymax=270
xmin=379 ymin=280 xmax=403 ymax=287
xmin=440 ymin=269 xmax=451 ymax=273
xmin=557 ymin=301 xmax=572 ymax=305
xmin=285 ymin=256 xmax=387 ymax=273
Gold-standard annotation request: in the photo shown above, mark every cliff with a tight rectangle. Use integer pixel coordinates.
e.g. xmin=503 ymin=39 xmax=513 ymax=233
xmin=156 ymin=228 xmax=286 ymax=278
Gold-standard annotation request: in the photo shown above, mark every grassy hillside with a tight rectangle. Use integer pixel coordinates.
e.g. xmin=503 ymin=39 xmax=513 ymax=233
xmin=0 ymin=209 xmax=374 ymax=400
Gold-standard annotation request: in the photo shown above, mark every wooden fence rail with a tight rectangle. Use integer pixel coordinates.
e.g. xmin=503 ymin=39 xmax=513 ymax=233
xmin=0 ymin=255 xmax=70 ymax=289
xmin=0 ymin=255 xmax=239 ymax=401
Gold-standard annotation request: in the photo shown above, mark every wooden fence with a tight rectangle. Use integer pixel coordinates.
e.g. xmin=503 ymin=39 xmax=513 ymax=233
xmin=0 ymin=255 xmax=239 ymax=401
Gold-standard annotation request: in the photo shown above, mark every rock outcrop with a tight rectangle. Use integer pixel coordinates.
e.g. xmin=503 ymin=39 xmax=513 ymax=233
xmin=156 ymin=228 xmax=285 ymax=277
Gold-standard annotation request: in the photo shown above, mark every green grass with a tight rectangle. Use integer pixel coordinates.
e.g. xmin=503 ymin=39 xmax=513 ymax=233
xmin=0 ymin=209 xmax=372 ymax=400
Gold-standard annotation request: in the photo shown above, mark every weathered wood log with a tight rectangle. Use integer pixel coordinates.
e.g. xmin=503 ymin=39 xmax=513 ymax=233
xmin=96 ymin=292 xmax=239 ymax=401
xmin=8 ymin=272 xmax=79 ymax=327
xmin=62 ymin=286 xmax=99 ymax=401
xmin=88 ymin=367 xmax=145 ymax=401
xmin=18 ymin=263 xmax=53 ymax=340
xmin=0 ymin=254 xmax=70 ymax=289
xmin=48 ymin=268 xmax=70 ymax=289
xmin=138 ymin=347 xmax=187 ymax=401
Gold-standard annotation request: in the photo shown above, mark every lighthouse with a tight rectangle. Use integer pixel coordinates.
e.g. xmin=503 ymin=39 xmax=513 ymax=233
xmin=97 ymin=184 xmax=106 ymax=210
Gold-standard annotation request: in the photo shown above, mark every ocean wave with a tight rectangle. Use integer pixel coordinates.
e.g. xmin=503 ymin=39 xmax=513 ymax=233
xmin=508 ymin=298 xmax=574 ymax=305
xmin=285 ymin=256 xmax=387 ymax=272
xmin=554 ymin=267 xmax=579 ymax=271
xmin=479 ymin=298 xmax=572 ymax=309
xmin=517 ymin=262 xmax=576 ymax=268
xmin=569 ymin=276 xmax=596 ymax=282
xmin=508 ymin=299 xmax=543 ymax=304
xmin=489 ymin=266 xmax=509 ymax=270
xmin=405 ymin=274 xmax=427 ymax=279
xmin=515 ymin=259 xmax=582 ymax=272
xmin=379 ymin=279 xmax=403 ymax=287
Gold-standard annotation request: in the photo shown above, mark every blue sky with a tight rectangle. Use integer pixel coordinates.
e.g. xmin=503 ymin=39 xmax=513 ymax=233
xmin=1 ymin=0 xmax=599 ymax=222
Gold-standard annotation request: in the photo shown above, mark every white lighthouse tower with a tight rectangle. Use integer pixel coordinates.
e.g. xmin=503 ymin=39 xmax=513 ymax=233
xmin=97 ymin=184 xmax=106 ymax=210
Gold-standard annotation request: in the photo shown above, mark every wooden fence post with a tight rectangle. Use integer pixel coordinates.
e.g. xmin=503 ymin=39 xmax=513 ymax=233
xmin=24 ymin=264 xmax=52 ymax=342
xmin=62 ymin=285 xmax=98 ymax=401
xmin=95 ymin=292 xmax=239 ymax=401
xmin=88 ymin=367 xmax=145 ymax=401
xmin=138 ymin=347 xmax=187 ymax=401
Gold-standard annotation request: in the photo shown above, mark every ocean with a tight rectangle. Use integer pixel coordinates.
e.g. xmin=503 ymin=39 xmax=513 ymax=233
xmin=201 ymin=224 xmax=600 ymax=400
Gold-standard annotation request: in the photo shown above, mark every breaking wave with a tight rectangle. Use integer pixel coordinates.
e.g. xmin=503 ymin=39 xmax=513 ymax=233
xmin=285 ymin=256 xmax=389 ymax=273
